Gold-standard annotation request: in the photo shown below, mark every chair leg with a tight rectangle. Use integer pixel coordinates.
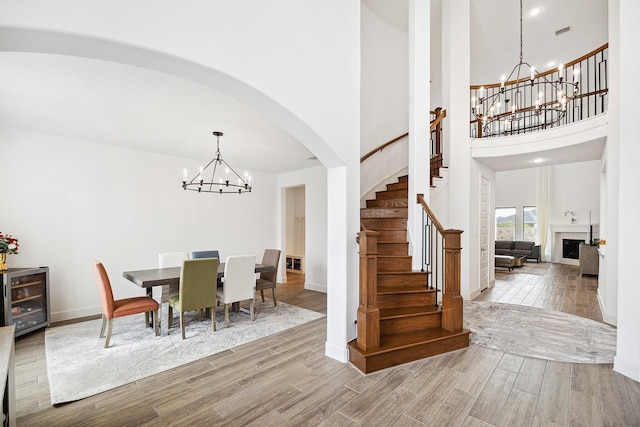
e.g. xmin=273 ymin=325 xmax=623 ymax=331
xmin=100 ymin=314 xmax=107 ymax=338
xmin=180 ymin=312 xmax=186 ymax=340
xmin=212 ymin=306 xmax=217 ymax=332
xmin=145 ymin=311 xmax=150 ymax=328
xmin=168 ymin=306 xmax=173 ymax=328
xmin=153 ymin=310 xmax=159 ymax=336
xmin=225 ymin=304 xmax=230 ymax=327
xmin=260 ymin=289 xmax=265 ymax=302
xmin=272 ymin=288 xmax=277 ymax=306
xmin=250 ymin=299 xmax=255 ymax=321
xmin=104 ymin=318 xmax=114 ymax=348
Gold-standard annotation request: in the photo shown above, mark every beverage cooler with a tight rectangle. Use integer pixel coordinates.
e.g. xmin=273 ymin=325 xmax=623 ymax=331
xmin=1 ymin=267 xmax=50 ymax=337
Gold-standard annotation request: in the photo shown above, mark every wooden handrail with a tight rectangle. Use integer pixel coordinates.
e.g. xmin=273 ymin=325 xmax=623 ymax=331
xmin=470 ymin=43 xmax=608 ymax=90
xmin=360 ymin=107 xmax=448 ymax=163
xmin=429 ymin=109 xmax=447 ymax=132
xmin=360 ymin=133 xmax=408 ymax=163
xmin=417 ymin=194 xmax=445 ymax=234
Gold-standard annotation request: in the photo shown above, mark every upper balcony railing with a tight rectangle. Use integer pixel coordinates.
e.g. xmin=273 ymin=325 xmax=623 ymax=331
xmin=470 ymin=43 xmax=608 ymax=138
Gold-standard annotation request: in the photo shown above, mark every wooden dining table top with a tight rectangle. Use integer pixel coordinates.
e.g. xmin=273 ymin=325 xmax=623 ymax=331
xmin=123 ymin=263 xmax=274 ymax=289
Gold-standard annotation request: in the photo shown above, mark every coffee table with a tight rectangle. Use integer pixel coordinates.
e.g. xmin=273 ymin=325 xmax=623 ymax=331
xmin=513 ymin=255 xmax=527 ymax=267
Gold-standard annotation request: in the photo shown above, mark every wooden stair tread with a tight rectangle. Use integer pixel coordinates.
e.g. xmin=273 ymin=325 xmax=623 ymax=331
xmin=352 ymin=328 xmax=470 ymax=356
xmin=377 ymin=286 xmax=437 ymax=295
xmin=377 ymin=271 xmax=428 ymax=275
xmin=379 ymin=306 xmax=440 ymax=319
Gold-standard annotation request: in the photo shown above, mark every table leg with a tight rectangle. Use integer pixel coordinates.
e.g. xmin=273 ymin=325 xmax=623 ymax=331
xmin=159 ymin=301 xmax=169 ymax=336
xmin=146 ymin=288 xmax=154 ymax=328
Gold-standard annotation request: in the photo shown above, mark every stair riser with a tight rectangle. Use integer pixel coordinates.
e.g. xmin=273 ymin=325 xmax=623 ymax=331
xmin=378 ymin=243 xmax=409 ymax=256
xmin=386 ymin=182 xmax=408 ymax=191
xmin=361 ymin=218 xmax=406 ymax=230
xmin=378 ymin=273 xmax=428 ymax=287
xmin=377 ymin=257 xmax=412 ymax=272
xmin=376 ymin=230 xmax=407 ymax=242
xmin=380 ymin=312 xmax=442 ymax=336
xmin=375 ymin=189 xmax=408 ymax=200
xmin=366 ymin=199 xmax=409 ymax=208
xmin=377 ymin=292 xmax=436 ymax=309
xmin=360 ymin=208 xmax=408 ymax=219
xmin=348 ymin=333 xmax=470 ymax=374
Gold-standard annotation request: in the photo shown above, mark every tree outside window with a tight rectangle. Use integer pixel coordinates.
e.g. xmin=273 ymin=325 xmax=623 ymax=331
xmin=496 ymin=207 xmax=516 ymax=241
xmin=523 ymin=206 xmax=538 ymax=243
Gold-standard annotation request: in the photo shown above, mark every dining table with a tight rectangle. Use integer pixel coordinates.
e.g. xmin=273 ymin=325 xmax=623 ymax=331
xmin=123 ymin=263 xmax=274 ymax=335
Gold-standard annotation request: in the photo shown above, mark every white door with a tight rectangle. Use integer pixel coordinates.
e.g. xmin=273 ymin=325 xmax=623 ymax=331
xmin=480 ymin=175 xmax=490 ymax=291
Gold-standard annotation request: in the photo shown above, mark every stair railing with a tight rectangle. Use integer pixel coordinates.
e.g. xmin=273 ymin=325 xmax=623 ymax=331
xmin=417 ymin=194 xmax=464 ymax=333
xmin=430 ymin=108 xmax=446 ymax=185
xmin=470 ymin=43 xmax=608 ymax=138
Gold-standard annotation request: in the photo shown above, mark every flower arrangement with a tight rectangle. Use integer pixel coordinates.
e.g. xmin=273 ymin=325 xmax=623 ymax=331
xmin=0 ymin=232 xmax=20 ymax=254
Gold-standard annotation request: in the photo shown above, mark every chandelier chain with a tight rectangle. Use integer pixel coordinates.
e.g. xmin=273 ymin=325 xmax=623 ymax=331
xmin=519 ymin=0 xmax=523 ymax=64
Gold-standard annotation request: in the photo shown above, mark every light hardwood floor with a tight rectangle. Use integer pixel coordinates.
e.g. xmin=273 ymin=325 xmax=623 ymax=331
xmin=14 ymin=266 xmax=640 ymax=426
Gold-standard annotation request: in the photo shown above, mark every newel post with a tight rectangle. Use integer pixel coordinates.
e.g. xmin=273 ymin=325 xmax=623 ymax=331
xmin=356 ymin=230 xmax=380 ymax=351
xmin=441 ymin=229 xmax=463 ymax=332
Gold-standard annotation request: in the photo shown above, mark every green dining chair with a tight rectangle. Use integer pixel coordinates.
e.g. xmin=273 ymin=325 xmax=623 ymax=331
xmin=168 ymin=258 xmax=218 ymax=339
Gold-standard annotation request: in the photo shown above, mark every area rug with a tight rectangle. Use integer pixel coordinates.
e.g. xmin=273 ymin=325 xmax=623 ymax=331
xmin=496 ymin=262 xmax=551 ymax=276
xmin=45 ymin=301 xmax=325 ymax=404
xmin=464 ymin=301 xmax=616 ymax=363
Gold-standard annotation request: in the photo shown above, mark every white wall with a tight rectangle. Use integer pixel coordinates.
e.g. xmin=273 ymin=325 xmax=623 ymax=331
xmin=1 ymin=126 xmax=278 ymax=321
xmin=550 ymin=161 xmax=601 ymax=226
xmin=278 ymin=166 xmax=327 ymax=293
xmin=612 ymin=0 xmax=640 ymax=382
xmin=360 ymin=4 xmax=409 ymax=202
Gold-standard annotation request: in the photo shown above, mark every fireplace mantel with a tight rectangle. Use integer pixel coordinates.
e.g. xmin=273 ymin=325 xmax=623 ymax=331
xmin=551 ymin=223 xmax=596 ymax=233
xmin=550 ymin=224 xmax=599 ymax=265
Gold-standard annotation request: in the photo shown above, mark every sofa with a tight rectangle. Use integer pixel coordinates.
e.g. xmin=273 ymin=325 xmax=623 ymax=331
xmin=495 ymin=240 xmax=541 ymax=263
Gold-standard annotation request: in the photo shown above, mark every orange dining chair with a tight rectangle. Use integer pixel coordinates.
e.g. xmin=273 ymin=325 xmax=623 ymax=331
xmin=255 ymin=249 xmax=281 ymax=306
xmin=93 ymin=260 xmax=159 ymax=348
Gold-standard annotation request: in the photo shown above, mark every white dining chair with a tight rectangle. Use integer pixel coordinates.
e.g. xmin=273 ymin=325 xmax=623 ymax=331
xmin=216 ymin=255 xmax=256 ymax=327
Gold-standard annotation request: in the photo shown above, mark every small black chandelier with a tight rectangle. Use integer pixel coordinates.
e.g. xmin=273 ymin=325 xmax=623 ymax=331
xmin=470 ymin=0 xmax=580 ymax=137
xmin=182 ymin=131 xmax=252 ymax=194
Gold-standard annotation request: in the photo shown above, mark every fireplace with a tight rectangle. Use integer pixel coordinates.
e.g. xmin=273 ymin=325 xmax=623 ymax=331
xmin=562 ymin=239 xmax=585 ymax=259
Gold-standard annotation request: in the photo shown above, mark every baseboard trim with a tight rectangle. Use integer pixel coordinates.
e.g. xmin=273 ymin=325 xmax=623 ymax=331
xmin=305 ymin=282 xmax=327 ymax=293
xmin=325 ymin=341 xmax=349 ymax=363
xmin=51 ymin=306 xmax=101 ymax=323
xmin=597 ymin=289 xmax=617 ymax=326
xmin=614 ymin=355 xmax=640 ymax=382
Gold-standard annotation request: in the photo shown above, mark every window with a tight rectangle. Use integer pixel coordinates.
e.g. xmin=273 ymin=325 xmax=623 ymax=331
xmin=495 ymin=207 xmax=516 ymax=241
xmin=523 ymin=206 xmax=538 ymax=243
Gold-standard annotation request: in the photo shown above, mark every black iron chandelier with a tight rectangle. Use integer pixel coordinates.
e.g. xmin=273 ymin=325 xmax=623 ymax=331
xmin=470 ymin=0 xmax=580 ymax=137
xmin=182 ymin=131 xmax=252 ymax=194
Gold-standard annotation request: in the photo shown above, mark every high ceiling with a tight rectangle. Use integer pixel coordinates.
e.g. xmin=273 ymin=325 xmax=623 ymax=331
xmin=1 ymin=1 xmax=608 ymax=174
xmin=0 ymin=51 xmax=320 ymax=174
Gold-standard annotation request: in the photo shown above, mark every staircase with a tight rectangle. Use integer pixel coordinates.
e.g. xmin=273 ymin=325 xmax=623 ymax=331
xmin=348 ymin=175 xmax=470 ymax=374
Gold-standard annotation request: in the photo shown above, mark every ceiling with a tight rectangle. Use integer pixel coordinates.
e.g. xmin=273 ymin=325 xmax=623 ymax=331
xmin=0 ymin=52 xmax=319 ymax=175
xmin=1 ymin=1 xmax=608 ymax=174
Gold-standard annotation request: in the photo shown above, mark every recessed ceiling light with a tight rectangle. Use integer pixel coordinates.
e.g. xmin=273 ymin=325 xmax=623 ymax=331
xmin=305 ymin=155 xmax=318 ymax=161
xmin=547 ymin=61 xmax=556 ymax=68
xmin=533 ymin=158 xmax=544 ymax=163
xmin=529 ymin=7 xmax=541 ymax=17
